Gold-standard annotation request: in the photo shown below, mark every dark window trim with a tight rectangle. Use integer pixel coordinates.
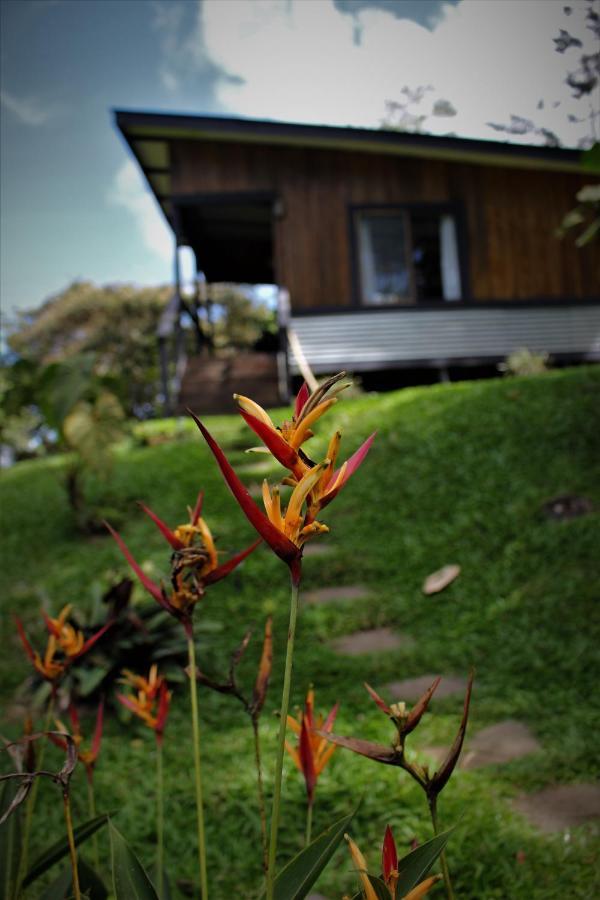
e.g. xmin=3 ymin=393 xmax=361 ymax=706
xmin=349 ymin=201 xmax=470 ymax=307
xmin=290 ymin=297 xmax=600 ymax=316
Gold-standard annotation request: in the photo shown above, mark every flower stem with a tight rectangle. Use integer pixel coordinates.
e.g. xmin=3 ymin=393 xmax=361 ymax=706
xmin=428 ymin=795 xmax=454 ymax=900
xmin=63 ymin=790 xmax=81 ymax=900
xmin=305 ymin=802 xmax=313 ymax=847
xmin=251 ymin=717 xmax=268 ymax=874
xmin=18 ymin=694 xmax=55 ymax=895
xmin=156 ymin=739 xmax=164 ymax=897
xmin=86 ymin=775 xmax=100 ymax=874
xmin=266 ymin=574 xmax=300 ymax=900
xmin=187 ymin=634 xmax=209 ymax=900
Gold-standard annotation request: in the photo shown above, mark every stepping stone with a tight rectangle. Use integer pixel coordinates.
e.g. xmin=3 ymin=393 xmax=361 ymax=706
xmin=512 ymin=783 xmax=600 ymax=833
xmin=331 ymin=628 xmax=410 ymax=656
xmin=422 ymin=564 xmax=461 ymax=595
xmin=381 ymin=674 xmax=468 ymax=703
xmin=235 ymin=459 xmax=277 ymax=476
xmin=302 ymin=541 xmax=333 ymax=558
xmin=461 ymin=720 xmax=542 ymax=769
xmin=304 ymin=585 xmax=369 ymax=604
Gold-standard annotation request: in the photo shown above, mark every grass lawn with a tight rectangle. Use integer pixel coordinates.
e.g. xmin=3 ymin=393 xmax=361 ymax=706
xmin=1 ymin=366 xmax=599 ymax=898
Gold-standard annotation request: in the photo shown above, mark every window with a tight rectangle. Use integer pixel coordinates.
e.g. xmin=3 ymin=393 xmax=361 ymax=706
xmin=355 ymin=207 xmax=462 ymax=305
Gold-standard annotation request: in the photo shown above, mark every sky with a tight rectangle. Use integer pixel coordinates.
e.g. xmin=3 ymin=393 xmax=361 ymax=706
xmin=1 ymin=0 xmax=598 ymax=316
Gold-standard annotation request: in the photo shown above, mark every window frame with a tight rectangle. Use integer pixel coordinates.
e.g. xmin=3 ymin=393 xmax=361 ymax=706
xmin=349 ymin=202 xmax=469 ymax=308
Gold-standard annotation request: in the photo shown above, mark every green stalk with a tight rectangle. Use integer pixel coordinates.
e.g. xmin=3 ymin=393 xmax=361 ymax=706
xmin=266 ymin=575 xmax=300 ymax=900
xmin=156 ymin=739 xmax=164 ymax=897
xmin=428 ymin=796 xmax=454 ymax=900
xmin=63 ymin=790 xmax=81 ymax=900
xmin=251 ymin=717 xmax=268 ymax=874
xmin=305 ymin=802 xmax=313 ymax=847
xmin=86 ymin=775 xmax=100 ymax=874
xmin=18 ymin=694 xmax=55 ymax=896
xmin=187 ymin=635 xmax=209 ymax=900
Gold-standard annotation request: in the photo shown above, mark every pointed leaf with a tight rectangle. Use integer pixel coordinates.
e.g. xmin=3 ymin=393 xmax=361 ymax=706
xmin=365 ymin=875 xmax=391 ymax=900
xmin=431 ymin=671 xmax=474 ymax=795
xmin=190 ymin=413 xmax=300 ymax=564
xmin=238 ymin=409 xmax=300 ymax=471
xmin=321 ymin=432 xmax=376 ymax=508
xmin=395 ymin=828 xmax=455 ymax=896
xmin=0 ymin=779 xmax=22 ymax=900
xmin=273 ymin=811 xmax=355 ymax=900
xmin=41 ymin=858 xmax=108 ymax=900
xmin=104 ymin=523 xmax=166 ymax=607
xmin=138 ymin=503 xmax=183 ymax=550
xmin=315 ymin=731 xmax=400 ymax=766
xmin=251 ymin=616 xmax=273 ymax=716
xmin=382 ymin=825 xmax=397 ymax=882
xmin=23 ymin=813 xmax=111 ymax=887
xmin=295 ymin=383 xmax=310 ymax=418
xmin=203 ymin=537 xmax=262 ymax=585
xmin=109 ymin=819 xmax=159 ymax=899
xmin=404 ymin=677 xmax=441 ymax=735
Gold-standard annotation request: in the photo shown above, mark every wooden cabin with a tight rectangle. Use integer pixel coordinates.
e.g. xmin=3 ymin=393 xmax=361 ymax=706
xmin=114 ymin=110 xmax=600 ymax=410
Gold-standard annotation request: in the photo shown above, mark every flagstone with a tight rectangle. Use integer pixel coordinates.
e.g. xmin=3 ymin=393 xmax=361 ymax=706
xmin=381 ymin=674 xmax=468 ymax=702
xmin=461 ymin=720 xmax=542 ymax=769
xmin=512 ymin=783 xmax=600 ymax=833
xmin=235 ymin=459 xmax=278 ymax=476
xmin=304 ymin=584 xmax=370 ymax=604
xmin=302 ymin=541 xmax=333 ymax=558
xmin=422 ymin=720 xmax=542 ymax=770
xmin=331 ymin=627 xmax=411 ymax=656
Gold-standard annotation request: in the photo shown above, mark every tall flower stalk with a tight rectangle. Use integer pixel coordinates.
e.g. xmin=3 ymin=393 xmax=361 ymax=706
xmin=107 ymin=494 xmax=259 ymax=900
xmin=191 ymin=373 xmax=374 ymax=898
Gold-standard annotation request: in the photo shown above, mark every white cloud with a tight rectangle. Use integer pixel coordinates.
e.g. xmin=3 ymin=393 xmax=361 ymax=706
xmin=0 ymin=88 xmax=63 ymax=126
xmin=189 ymin=0 xmax=598 ymax=147
xmin=108 ymin=160 xmax=173 ymax=263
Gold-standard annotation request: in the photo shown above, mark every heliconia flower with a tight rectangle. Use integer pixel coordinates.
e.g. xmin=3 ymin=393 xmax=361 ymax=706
xmin=345 ymin=830 xmax=441 ymax=900
xmin=285 ymin=688 xmax=338 ymax=807
xmin=105 ymin=493 xmax=261 ymax=635
xmin=234 ymin=373 xmax=351 ymax=480
xmin=317 ymin=673 xmax=474 ymax=801
xmin=190 ymin=413 xmax=374 ymax=586
xmin=117 ymin=664 xmax=171 ymax=745
xmin=364 ymin=677 xmax=441 ymax=738
xmin=52 ymin=700 xmax=104 ymax=783
xmin=14 ymin=609 xmax=112 ymax=686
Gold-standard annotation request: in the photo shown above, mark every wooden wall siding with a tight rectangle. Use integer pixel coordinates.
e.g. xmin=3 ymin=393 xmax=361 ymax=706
xmin=171 ymin=141 xmax=599 ymax=309
xmin=289 ymin=305 xmax=600 ymax=373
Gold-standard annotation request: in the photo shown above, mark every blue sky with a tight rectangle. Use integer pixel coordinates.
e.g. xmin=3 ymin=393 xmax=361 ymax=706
xmin=1 ymin=0 xmax=598 ymax=315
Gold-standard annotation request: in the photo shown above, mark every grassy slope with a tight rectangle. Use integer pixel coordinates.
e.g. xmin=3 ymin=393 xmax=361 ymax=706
xmin=1 ymin=367 xmax=599 ymax=898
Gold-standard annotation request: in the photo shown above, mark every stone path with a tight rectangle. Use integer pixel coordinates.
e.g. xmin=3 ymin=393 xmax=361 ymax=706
xmin=461 ymin=720 xmax=542 ymax=769
xmin=330 ymin=627 xmax=411 ymax=655
xmin=512 ymin=783 xmax=600 ymax=832
xmin=302 ymin=541 xmax=333 ymax=558
xmin=381 ymin=674 xmax=468 ymax=702
xmin=235 ymin=459 xmax=278 ymax=476
xmin=422 ymin=720 xmax=542 ymax=770
xmin=304 ymin=584 xmax=370 ymax=605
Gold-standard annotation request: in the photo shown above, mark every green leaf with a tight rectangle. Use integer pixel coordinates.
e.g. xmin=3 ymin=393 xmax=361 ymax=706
xmin=40 ymin=858 xmax=108 ymax=899
xmin=366 ymin=874 xmax=391 ymax=899
xmin=109 ymin=819 xmax=158 ymax=899
xmin=75 ymin=666 xmax=108 ymax=697
xmin=273 ymin=811 xmax=355 ymax=900
xmin=581 ymin=142 xmax=600 ymax=174
xmin=0 ymin=779 xmax=22 ymax=900
xmin=154 ymin=863 xmax=172 ymax=900
xmin=395 ymin=827 xmax=455 ymax=896
xmin=23 ymin=812 xmax=110 ymax=887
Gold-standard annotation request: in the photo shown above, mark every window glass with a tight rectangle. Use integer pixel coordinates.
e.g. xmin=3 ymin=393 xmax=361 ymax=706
xmin=356 ymin=208 xmax=461 ymax=305
xmin=358 ymin=214 xmax=411 ymax=305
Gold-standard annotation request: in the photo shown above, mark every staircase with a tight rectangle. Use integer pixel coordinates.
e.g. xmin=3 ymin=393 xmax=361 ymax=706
xmin=177 ymin=352 xmax=282 ymax=414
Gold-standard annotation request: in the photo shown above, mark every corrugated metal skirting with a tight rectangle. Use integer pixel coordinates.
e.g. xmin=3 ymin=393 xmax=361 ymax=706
xmin=289 ymin=304 xmax=600 ymax=372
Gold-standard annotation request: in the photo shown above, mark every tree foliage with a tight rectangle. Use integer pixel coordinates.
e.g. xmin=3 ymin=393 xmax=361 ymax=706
xmin=7 ymin=281 xmax=172 ymax=416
